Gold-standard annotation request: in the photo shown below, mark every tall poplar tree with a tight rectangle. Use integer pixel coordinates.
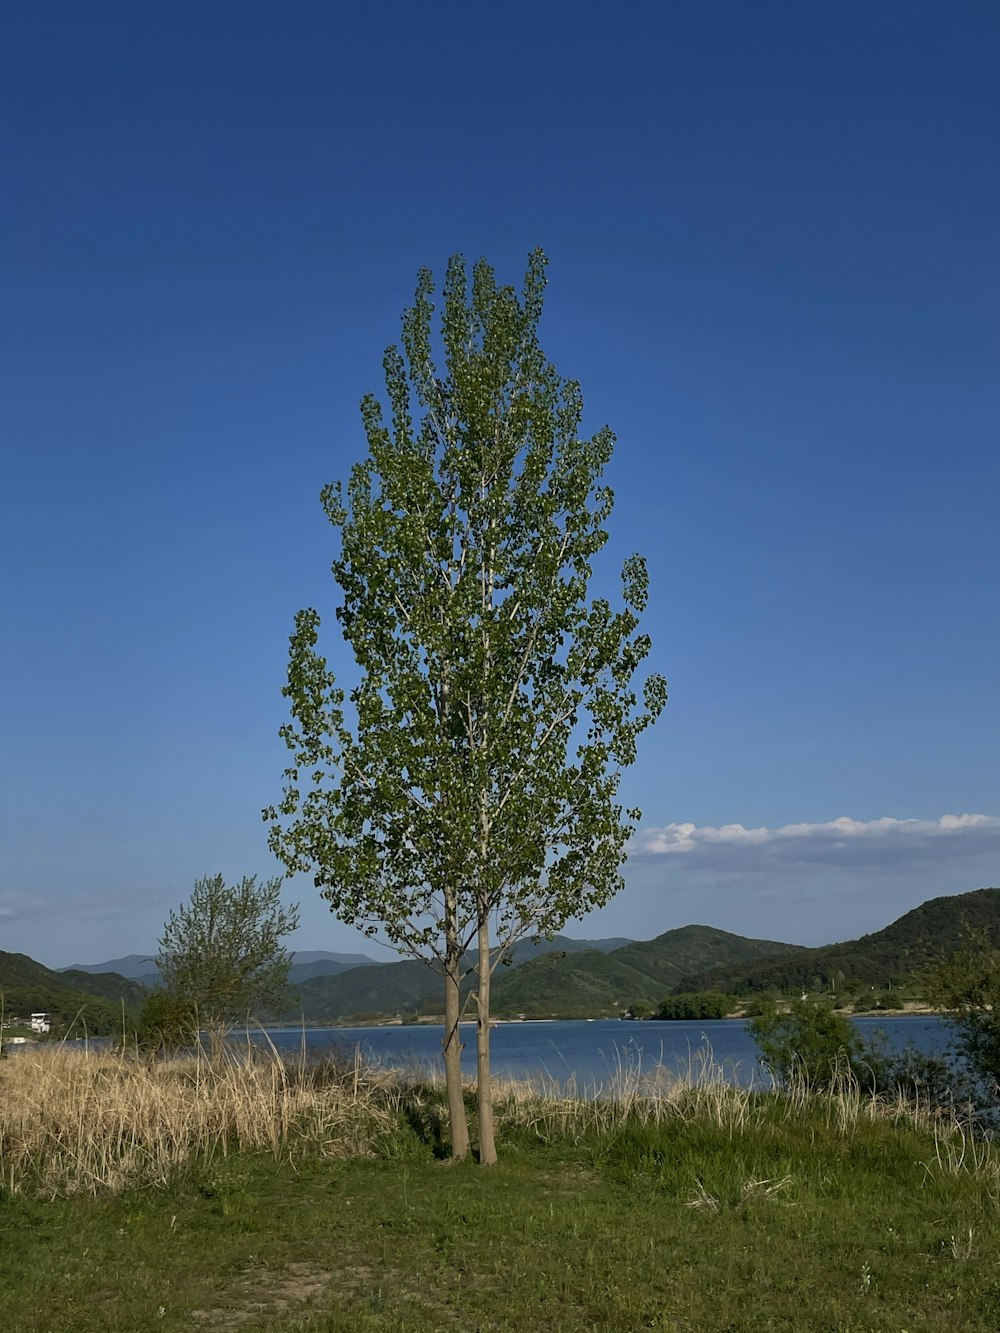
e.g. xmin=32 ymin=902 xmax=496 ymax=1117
xmin=266 ymin=251 xmax=666 ymax=1163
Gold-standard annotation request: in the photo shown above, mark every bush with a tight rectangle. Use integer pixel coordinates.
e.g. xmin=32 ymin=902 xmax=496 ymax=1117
xmin=135 ymin=989 xmax=198 ymax=1054
xmin=880 ymin=1043 xmax=964 ymax=1110
xmin=852 ymin=989 xmax=906 ymax=1012
xmin=748 ymin=999 xmax=883 ymax=1091
xmin=749 ymin=988 xmax=978 ymax=1116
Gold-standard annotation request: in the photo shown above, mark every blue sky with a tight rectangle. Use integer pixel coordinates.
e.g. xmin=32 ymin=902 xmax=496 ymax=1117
xmin=3 ymin=2 xmax=998 ymax=967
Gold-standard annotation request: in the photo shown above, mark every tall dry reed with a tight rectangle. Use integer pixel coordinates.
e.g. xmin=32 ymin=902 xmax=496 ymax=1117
xmin=0 ymin=1040 xmax=400 ymax=1197
xmin=482 ymin=1040 xmax=760 ymax=1142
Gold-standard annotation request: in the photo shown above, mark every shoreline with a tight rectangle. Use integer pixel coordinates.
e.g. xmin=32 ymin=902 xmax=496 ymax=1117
xmin=259 ymin=1008 xmax=943 ymax=1033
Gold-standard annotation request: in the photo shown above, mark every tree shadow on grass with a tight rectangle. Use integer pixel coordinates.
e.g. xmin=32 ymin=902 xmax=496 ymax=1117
xmin=398 ymin=1087 xmax=450 ymax=1159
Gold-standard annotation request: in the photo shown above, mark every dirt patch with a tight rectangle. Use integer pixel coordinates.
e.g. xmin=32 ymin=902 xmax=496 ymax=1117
xmin=192 ymin=1258 xmax=466 ymax=1328
xmin=191 ymin=1262 xmax=332 ymax=1330
xmin=334 ymin=1262 xmax=464 ymax=1326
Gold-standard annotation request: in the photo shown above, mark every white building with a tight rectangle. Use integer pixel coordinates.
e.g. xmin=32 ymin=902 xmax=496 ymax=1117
xmin=29 ymin=1012 xmax=51 ymax=1034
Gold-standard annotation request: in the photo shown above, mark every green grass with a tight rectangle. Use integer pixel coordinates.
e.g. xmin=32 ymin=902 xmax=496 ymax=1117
xmin=4 ymin=1095 xmax=1000 ymax=1332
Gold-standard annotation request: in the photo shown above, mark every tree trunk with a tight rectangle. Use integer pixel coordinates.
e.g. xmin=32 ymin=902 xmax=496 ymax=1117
xmin=442 ymin=947 xmax=470 ymax=1161
xmin=475 ymin=917 xmax=497 ymax=1165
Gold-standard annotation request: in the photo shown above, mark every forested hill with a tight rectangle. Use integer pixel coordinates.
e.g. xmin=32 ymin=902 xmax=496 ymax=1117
xmin=286 ymin=934 xmax=634 ymax=1023
xmin=0 ymin=951 xmax=146 ymax=1035
xmin=612 ymin=925 xmax=809 ymax=990
xmin=489 ymin=925 xmax=809 ymax=1018
xmin=673 ymin=887 xmax=1000 ymax=996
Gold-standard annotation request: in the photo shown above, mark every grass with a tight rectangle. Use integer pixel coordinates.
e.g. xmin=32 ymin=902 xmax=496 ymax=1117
xmin=3 ymin=1044 xmax=1000 ymax=1330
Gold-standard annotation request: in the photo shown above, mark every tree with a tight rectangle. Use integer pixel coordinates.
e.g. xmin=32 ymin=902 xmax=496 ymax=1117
xmin=157 ymin=874 xmax=300 ymax=1045
xmin=266 ymin=251 xmax=666 ymax=1163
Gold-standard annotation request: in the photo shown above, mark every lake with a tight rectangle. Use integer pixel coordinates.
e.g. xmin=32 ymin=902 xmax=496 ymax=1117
xmin=257 ymin=1014 xmax=952 ymax=1090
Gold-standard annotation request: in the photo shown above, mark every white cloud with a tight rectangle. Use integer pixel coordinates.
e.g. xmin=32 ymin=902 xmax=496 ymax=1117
xmin=630 ymin=813 xmax=1000 ymax=870
xmin=0 ymin=889 xmax=48 ymax=924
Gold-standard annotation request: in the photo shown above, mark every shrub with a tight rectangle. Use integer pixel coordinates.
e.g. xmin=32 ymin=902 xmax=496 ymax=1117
xmin=748 ymin=999 xmax=883 ymax=1091
xmin=135 ymin=989 xmax=198 ymax=1054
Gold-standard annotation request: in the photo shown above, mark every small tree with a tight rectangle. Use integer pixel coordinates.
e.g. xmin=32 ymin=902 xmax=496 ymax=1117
xmin=926 ymin=941 xmax=1000 ymax=1109
xmin=157 ymin=874 xmax=300 ymax=1046
xmin=266 ymin=251 xmax=666 ymax=1163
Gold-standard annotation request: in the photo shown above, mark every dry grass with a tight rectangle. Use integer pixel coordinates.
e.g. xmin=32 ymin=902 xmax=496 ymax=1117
xmin=779 ymin=1052 xmax=952 ymax=1134
xmin=487 ymin=1039 xmax=760 ymax=1141
xmin=0 ymin=1039 xmax=401 ymax=1197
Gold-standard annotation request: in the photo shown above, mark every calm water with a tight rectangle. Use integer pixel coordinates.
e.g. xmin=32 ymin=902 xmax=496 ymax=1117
xmin=257 ymin=1015 xmax=951 ymax=1090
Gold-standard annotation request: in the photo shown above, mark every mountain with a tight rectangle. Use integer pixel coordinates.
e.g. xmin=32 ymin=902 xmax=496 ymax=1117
xmin=0 ymin=951 xmax=145 ymax=1035
xmin=288 ymin=951 xmax=379 ymax=983
xmin=283 ymin=937 xmax=635 ymax=1022
xmin=64 ymin=949 xmax=381 ymax=988
xmin=31 ymin=891 xmax=998 ymax=1027
xmin=496 ymin=935 xmax=634 ymax=967
xmin=50 ymin=940 xmax=633 ymax=1023
xmin=490 ymin=926 xmax=808 ymax=1017
xmin=58 ymin=968 xmax=147 ymax=1008
xmin=289 ymin=959 xmax=361 ymax=983
xmin=65 ymin=953 xmax=159 ymax=980
xmin=613 ymin=925 xmax=808 ymax=991
xmin=289 ymin=950 xmax=378 ymax=968
xmin=290 ymin=960 xmax=446 ymax=1023
xmin=282 ymin=928 xmax=795 ymax=1022
xmin=491 ymin=949 xmax=657 ymax=1017
xmin=673 ymin=887 xmax=1000 ymax=996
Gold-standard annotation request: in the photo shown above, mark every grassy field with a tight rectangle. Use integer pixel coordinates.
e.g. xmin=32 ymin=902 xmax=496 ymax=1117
xmin=2 ymin=1047 xmax=1000 ymax=1332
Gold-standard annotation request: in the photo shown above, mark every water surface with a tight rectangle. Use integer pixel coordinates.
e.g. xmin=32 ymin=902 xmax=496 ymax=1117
xmin=258 ymin=1014 xmax=951 ymax=1090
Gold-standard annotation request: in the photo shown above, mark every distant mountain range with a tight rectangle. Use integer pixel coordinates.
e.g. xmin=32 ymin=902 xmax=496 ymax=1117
xmin=277 ymin=928 xmax=806 ymax=1022
xmin=64 ymin=950 xmax=383 ymax=987
xmin=277 ymin=890 xmax=1000 ymax=1021
xmin=279 ymin=935 xmax=636 ymax=1023
xmin=62 ymin=938 xmax=634 ymax=995
xmin=486 ymin=926 xmax=807 ymax=1019
xmin=4 ymin=888 xmax=999 ymax=1029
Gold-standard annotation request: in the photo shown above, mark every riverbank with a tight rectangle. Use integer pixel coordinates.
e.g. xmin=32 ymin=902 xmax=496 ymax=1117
xmin=2 ymin=1045 xmax=1000 ymax=1330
